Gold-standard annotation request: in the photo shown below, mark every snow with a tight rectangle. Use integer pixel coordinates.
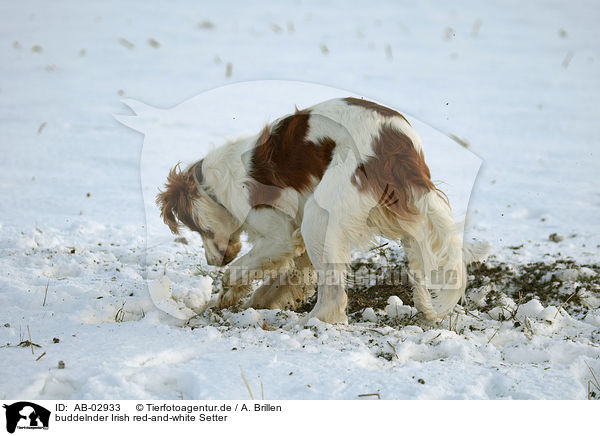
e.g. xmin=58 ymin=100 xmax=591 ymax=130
xmin=361 ymin=308 xmax=378 ymax=323
xmin=385 ymin=296 xmax=417 ymax=319
xmin=147 ymin=276 xmax=211 ymax=320
xmin=1 ymin=0 xmax=599 ymax=400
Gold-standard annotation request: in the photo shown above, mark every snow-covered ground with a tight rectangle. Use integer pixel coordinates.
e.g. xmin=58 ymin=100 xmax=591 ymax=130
xmin=1 ymin=0 xmax=599 ymax=400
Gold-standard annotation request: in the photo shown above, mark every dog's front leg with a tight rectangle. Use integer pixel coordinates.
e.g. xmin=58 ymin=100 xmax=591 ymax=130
xmin=217 ymin=231 xmax=305 ymax=309
xmin=244 ymin=251 xmax=316 ymax=310
xmin=216 ymin=283 xmax=252 ymax=309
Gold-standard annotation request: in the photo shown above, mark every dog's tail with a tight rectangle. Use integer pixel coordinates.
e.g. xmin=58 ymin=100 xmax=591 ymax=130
xmin=406 ymin=192 xmax=491 ymax=321
xmin=463 ymin=239 xmax=493 ymax=264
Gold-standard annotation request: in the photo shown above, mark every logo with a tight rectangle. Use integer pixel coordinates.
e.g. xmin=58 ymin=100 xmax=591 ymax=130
xmin=2 ymin=402 xmax=50 ymax=434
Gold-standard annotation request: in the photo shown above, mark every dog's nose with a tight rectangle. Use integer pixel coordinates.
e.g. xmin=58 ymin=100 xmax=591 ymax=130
xmin=220 ymin=251 xmax=235 ymax=266
xmin=205 ymin=253 xmax=223 ymax=266
xmin=205 ymin=251 xmax=233 ymax=267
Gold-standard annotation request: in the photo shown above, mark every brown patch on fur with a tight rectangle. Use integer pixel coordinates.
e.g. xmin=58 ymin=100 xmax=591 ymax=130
xmin=248 ymin=109 xmax=336 ymax=208
xmin=344 ymin=97 xmax=410 ymax=124
xmin=156 ymin=164 xmax=200 ymax=234
xmin=351 ymin=124 xmax=435 ymax=217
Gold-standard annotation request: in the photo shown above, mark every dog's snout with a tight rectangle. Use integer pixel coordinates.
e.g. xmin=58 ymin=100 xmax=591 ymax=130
xmin=206 ymin=256 xmax=219 ymax=266
xmin=220 ymin=248 xmax=236 ymax=266
xmin=205 ymin=247 xmax=235 ymax=267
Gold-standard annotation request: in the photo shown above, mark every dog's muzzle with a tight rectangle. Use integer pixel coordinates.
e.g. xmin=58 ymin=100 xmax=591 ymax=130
xmin=220 ymin=249 xmax=237 ymax=266
xmin=206 ymin=247 xmax=237 ymax=267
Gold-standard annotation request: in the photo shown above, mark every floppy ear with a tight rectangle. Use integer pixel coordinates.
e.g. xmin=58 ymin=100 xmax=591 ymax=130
xmin=156 ymin=189 xmax=180 ymax=234
xmin=156 ymin=164 xmax=197 ymax=234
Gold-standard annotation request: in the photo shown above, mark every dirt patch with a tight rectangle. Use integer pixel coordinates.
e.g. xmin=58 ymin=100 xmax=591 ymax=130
xmin=297 ymin=254 xmax=600 ymax=319
xmin=296 ymin=257 xmax=414 ymax=314
xmin=469 ymin=260 xmax=600 ymax=317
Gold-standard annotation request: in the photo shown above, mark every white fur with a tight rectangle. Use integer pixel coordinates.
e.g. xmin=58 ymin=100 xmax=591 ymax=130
xmin=188 ymin=98 xmax=490 ymax=323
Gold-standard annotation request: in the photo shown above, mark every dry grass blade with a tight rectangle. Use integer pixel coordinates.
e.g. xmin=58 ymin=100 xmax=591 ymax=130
xmin=35 ymin=352 xmax=46 ymax=361
xmin=386 ymin=341 xmax=399 ymax=360
xmin=448 ymin=134 xmax=470 ymax=148
xmin=584 ymin=361 xmax=599 ymax=400
xmin=358 ymin=393 xmax=381 ymax=399
xmin=521 ymin=316 xmax=534 ymax=339
xmin=508 ymin=291 xmax=523 ymax=320
xmin=554 ymin=292 xmax=576 ymax=319
xmin=17 ymin=340 xmax=41 ymax=349
xmin=366 ymin=328 xmax=386 ymax=336
xmin=447 ymin=311 xmax=460 ymax=332
xmin=115 ymin=302 xmax=126 ymax=323
xmin=240 ymin=366 xmax=254 ymax=400
xmin=369 ymin=242 xmax=389 ymax=252
xmin=259 ymin=376 xmax=264 ymax=400
xmin=43 ymin=279 xmax=49 ymax=306
xmin=487 ymin=323 xmax=502 ymax=344
xmin=585 ymin=361 xmax=599 ymax=385
xmin=27 ymin=325 xmax=34 ymax=355
xmin=463 ymin=307 xmax=483 ymax=321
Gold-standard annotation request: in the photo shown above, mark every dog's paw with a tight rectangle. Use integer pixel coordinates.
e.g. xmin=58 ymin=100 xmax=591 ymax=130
xmin=302 ymin=308 xmax=348 ymax=325
xmin=216 ymin=288 xmax=237 ymax=309
xmin=221 ymin=269 xmax=231 ymax=287
xmin=291 ymin=229 xmax=306 ymax=256
xmin=221 ymin=267 xmax=244 ymax=288
xmin=216 ymin=284 xmax=252 ymax=309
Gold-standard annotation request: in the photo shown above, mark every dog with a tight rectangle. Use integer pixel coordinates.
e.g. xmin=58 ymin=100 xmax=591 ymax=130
xmin=156 ymin=97 xmax=490 ymax=323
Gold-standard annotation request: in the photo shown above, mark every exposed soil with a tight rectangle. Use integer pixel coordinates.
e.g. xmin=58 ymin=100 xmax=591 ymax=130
xmin=468 ymin=260 xmax=599 ymax=317
xmin=297 ymin=253 xmax=600 ymax=319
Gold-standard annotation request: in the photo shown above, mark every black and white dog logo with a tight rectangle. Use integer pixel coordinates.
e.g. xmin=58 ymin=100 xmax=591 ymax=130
xmin=2 ymin=402 xmax=50 ymax=433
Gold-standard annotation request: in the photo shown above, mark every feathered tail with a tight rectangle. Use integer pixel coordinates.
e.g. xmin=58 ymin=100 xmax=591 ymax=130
xmin=403 ymin=192 xmax=491 ymax=321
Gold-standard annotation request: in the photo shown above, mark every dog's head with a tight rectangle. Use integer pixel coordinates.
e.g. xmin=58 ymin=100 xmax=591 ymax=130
xmin=156 ymin=161 xmax=242 ymax=266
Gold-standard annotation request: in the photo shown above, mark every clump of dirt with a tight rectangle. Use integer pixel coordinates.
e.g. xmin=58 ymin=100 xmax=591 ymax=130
xmin=347 ymin=281 xmax=413 ymax=314
xmin=347 ymin=257 xmax=414 ymax=313
xmin=468 ymin=260 xmax=599 ymax=317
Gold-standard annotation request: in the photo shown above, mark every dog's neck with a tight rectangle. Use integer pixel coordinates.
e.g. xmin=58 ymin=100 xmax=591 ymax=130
xmin=193 ymin=160 xmax=226 ymax=209
xmin=193 ymin=159 xmax=205 ymax=185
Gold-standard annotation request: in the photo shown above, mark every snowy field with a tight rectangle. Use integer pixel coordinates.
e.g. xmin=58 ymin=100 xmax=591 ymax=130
xmin=1 ymin=0 xmax=599 ymax=400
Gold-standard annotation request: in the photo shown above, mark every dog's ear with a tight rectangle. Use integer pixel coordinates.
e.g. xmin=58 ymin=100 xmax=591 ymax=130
xmin=156 ymin=164 xmax=197 ymax=234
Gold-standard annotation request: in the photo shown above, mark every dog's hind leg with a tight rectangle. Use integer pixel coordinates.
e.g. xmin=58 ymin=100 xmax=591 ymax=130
xmin=300 ymin=197 xmax=348 ymax=323
xmin=300 ymin=182 xmax=375 ymax=323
